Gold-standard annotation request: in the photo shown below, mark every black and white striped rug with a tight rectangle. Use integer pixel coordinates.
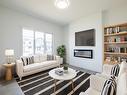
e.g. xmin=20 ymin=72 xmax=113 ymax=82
xmin=16 ymin=68 xmax=90 ymax=95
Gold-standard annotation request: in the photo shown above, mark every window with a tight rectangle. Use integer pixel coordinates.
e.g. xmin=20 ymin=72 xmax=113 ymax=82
xmin=35 ymin=32 xmax=44 ymax=54
xmin=45 ymin=33 xmax=53 ymax=54
xmin=23 ymin=29 xmax=34 ymax=56
xmin=23 ymin=28 xmax=53 ymax=56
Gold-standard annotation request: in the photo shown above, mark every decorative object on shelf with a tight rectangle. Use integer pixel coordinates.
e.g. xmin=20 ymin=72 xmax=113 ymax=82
xmin=55 ymin=0 xmax=70 ymax=9
xmin=105 ymin=57 xmax=111 ymax=64
xmin=106 ymin=27 xmax=120 ymax=35
xmin=5 ymin=49 xmax=15 ymax=64
xmin=57 ymin=45 xmax=66 ymax=64
xmin=63 ymin=63 xmax=68 ymax=73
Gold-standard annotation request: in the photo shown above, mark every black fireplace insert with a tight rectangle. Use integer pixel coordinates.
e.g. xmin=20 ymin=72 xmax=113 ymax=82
xmin=74 ymin=49 xmax=93 ymax=59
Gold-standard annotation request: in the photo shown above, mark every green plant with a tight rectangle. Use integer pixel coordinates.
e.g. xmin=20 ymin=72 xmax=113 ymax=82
xmin=57 ymin=45 xmax=66 ymax=58
xmin=63 ymin=64 xmax=68 ymax=70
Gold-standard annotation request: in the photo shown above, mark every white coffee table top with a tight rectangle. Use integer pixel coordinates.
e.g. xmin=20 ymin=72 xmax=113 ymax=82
xmin=49 ymin=68 xmax=77 ymax=80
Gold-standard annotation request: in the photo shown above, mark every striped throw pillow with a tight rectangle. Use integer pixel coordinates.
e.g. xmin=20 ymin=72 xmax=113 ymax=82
xmin=101 ymin=76 xmax=116 ymax=95
xmin=47 ymin=55 xmax=55 ymax=60
xmin=26 ymin=56 xmax=34 ymax=65
xmin=21 ymin=57 xmax=27 ymax=66
xmin=111 ymin=64 xmax=120 ymax=77
xmin=21 ymin=56 xmax=34 ymax=66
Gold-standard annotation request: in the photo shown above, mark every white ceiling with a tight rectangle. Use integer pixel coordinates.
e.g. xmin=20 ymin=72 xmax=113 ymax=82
xmin=0 ymin=0 xmax=127 ymax=26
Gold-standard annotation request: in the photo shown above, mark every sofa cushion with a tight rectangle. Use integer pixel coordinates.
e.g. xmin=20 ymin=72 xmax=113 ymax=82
xmin=23 ymin=60 xmax=57 ymax=72
xmin=39 ymin=54 xmax=47 ymax=62
xmin=23 ymin=63 xmax=43 ymax=72
xmin=103 ymin=64 xmax=114 ymax=75
xmin=41 ymin=60 xmax=57 ymax=66
xmin=79 ymin=88 xmax=101 ymax=95
xmin=117 ymin=72 xmax=127 ymax=95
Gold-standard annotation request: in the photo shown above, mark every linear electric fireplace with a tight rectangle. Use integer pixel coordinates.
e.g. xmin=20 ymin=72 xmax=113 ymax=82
xmin=74 ymin=49 xmax=93 ymax=59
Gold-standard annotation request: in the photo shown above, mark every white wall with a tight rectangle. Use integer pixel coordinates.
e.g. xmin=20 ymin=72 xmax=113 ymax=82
xmin=63 ymin=26 xmax=70 ymax=63
xmin=68 ymin=13 xmax=103 ymax=72
xmin=0 ymin=6 xmax=64 ymax=78
xmin=103 ymin=6 xmax=127 ymax=25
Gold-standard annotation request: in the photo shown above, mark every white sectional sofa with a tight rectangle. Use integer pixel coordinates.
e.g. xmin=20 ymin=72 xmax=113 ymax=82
xmin=16 ymin=54 xmax=60 ymax=80
xmin=79 ymin=62 xmax=127 ymax=95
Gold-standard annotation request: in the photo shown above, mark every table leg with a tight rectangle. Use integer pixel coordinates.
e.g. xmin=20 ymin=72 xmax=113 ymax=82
xmin=71 ymin=79 xmax=74 ymax=93
xmin=54 ymin=79 xmax=57 ymax=94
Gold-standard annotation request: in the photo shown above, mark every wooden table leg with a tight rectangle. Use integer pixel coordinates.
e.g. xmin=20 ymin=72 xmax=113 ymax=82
xmin=71 ymin=79 xmax=74 ymax=93
xmin=54 ymin=79 xmax=57 ymax=94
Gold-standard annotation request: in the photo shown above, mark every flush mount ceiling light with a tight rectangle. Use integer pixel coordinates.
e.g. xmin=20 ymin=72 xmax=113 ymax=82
xmin=55 ymin=0 xmax=70 ymax=9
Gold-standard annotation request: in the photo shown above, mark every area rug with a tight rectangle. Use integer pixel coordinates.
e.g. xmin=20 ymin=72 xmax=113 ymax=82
xmin=16 ymin=69 xmax=90 ymax=95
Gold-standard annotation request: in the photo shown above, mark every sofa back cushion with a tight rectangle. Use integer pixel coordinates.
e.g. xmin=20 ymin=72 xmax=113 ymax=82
xmin=117 ymin=72 xmax=127 ymax=95
xmin=34 ymin=55 xmax=40 ymax=63
xmin=39 ymin=54 xmax=47 ymax=62
xmin=34 ymin=54 xmax=47 ymax=63
xmin=103 ymin=64 xmax=114 ymax=75
xmin=111 ymin=64 xmax=120 ymax=77
xmin=101 ymin=76 xmax=116 ymax=95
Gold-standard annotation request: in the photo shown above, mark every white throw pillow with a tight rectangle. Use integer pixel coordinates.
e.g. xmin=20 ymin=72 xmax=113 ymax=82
xmin=117 ymin=72 xmax=127 ymax=95
xmin=34 ymin=55 xmax=40 ymax=63
xmin=39 ymin=54 xmax=47 ymax=62
xmin=118 ymin=62 xmax=127 ymax=78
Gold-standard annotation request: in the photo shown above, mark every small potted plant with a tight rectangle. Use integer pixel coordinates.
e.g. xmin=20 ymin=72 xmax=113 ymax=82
xmin=63 ymin=63 xmax=68 ymax=73
xmin=57 ymin=45 xmax=66 ymax=64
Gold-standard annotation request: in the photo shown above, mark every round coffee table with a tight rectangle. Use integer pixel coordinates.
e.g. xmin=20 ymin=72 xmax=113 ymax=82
xmin=49 ymin=67 xmax=77 ymax=94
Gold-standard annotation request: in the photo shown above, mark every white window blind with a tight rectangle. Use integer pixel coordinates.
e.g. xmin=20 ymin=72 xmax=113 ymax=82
xmin=45 ymin=33 xmax=53 ymax=54
xmin=35 ymin=31 xmax=44 ymax=54
xmin=23 ymin=29 xmax=34 ymax=56
xmin=22 ymin=28 xmax=53 ymax=56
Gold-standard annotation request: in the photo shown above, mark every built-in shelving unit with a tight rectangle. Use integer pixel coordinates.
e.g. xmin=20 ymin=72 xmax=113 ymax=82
xmin=104 ymin=23 xmax=127 ymax=64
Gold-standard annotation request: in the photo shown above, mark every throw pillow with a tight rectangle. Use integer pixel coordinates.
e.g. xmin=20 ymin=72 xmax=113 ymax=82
xmin=26 ymin=56 xmax=34 ymax=65
xmin=21 ymin=56 xmax=34 ymax=66
xmin=20 ymin=57 xmax=27 ymax=66
xmin=118 ymin=61 xmax=127 ymax=78
xmin=101 ymin=76 xmax=116 ymax=95
xmin=34 ymin=55 xmax=40 ymax=63
xmin=111 ymin=64 xmax=120 ymax=77
xmin=47 ymin=55 xmax=55 ymax=60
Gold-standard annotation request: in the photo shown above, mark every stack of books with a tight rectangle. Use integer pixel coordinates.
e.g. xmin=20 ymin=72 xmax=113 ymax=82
xmin=55 ymin=69 xmax=63 ymax=76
